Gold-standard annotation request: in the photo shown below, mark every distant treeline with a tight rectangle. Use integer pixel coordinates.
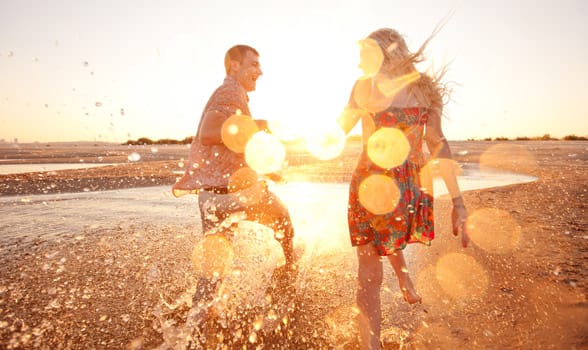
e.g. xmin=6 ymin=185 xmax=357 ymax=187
xmin=123 ymin=133 xmax=586 ymax=145
xmin=123 ymin=137 xmax=193 ymax=145
xmin=468 ymin=134 xmax=588 ymax=142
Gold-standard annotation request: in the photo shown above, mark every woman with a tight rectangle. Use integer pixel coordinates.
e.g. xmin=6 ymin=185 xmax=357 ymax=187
xmin=337 ymin=28 xmax=469 ymax=349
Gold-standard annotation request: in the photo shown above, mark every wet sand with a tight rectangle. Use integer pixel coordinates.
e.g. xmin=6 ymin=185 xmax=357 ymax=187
xmin=0 ymin=141 xmax=587 ymax=349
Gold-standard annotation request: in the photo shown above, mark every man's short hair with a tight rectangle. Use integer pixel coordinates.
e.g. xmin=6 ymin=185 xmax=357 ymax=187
xmin=224 ymin=45 xmax=259 ymax=74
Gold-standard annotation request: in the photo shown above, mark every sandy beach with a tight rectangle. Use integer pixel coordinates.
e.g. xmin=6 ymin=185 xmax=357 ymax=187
xmin=0 ymin=140 xmax=586 ymax=349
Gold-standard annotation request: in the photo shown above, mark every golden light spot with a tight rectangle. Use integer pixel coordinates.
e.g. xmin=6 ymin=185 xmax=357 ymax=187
xmin=338 ymin=106 xmax=370 ymax=135
xmin=466 ymin=208 xmax=521 ymax=253
xmin=377 ymin=71 xmax=421 ymax=98
xmin=419 ymin=158 xmax=462 ymax=196
xmin=245 ymin=132 xmax=285 ymax=174
xmin=358 ymin=174 xmax=400 ymax=215
xmin=479 ymin=143 xmax=537 ymax=174
xmin=221 ymin=114 xmax=259 ymax=153
xmin=192 ymin=234 xmax=234 ymax=279
xmin=358 ymin=38 xmax=384 ymax=78
xmin=228 ymin=167 xmax=258 ymax=192
xmin=366 ymin=127 xmax=410 ymax=169
xmin=305 ymin=124 xmax=346 ymax=161
xmin=415 ymin=265 xmax=444 ymax=303
xmin=352 ymin=77 xmax=393 ymax=113
xmin=436 ymin=253 xmax=488 ymax=301
xmin=267 ymin=119 xmax=302 ymax=142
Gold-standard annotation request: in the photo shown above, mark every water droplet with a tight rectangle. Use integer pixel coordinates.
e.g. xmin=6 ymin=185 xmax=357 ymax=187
xmin=253 ymin=316 xmax=263 ymax=331
xmin=127 ymin=152 xmax=140 ymax=162
xmin=248 ymin=331 xmax=257 ymax=343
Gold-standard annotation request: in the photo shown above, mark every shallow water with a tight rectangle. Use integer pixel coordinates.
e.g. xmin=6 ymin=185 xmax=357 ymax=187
xmin=0 ymin=163 xmax=536 ymax=244
xmin=0 ymin=163 xmax=117 ymax=175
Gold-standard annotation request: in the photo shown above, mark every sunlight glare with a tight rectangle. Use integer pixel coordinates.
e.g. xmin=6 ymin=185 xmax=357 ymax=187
xmin=358 ymin=174 xmax=400 ymax=215
xmin=366 ymin=127 xmax=410 ymax=169
xmin=436 ymin=252 xmax=488 ymax=301
xmin=221 ymin=114 xmax=259 ymax=153
xmin=479 ymin=143 xmax=537 ymax=174
xmin=358 ymin=38 xmax=383 ymax=79
xmin=305 ymin=124 xmax=346 ymax=161
xmin=466 ymin=208 xmax=521 ymax=253
xmin=267 ymin=119 xmax=303 ymax=142
xmin=245 ymin=132 xmax=286 ymax=174
xmin=377 ymin=71 xmax=421 ymax=98
xmin=228 ymin=167 xmax=258 ymax=192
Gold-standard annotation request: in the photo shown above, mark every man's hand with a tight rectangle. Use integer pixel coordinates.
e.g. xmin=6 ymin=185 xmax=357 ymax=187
xmin=254 ymin=119 xmax=270 ymax=133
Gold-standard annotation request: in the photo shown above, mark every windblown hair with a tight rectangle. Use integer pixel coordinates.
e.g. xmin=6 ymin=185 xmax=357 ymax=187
xmin=224 ymin=45 xmax=259 ymax=74
xmin=367 ymin=28 xmax=449 ymax=118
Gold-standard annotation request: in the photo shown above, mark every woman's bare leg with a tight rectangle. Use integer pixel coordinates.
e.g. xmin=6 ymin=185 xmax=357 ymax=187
xmin=356 ymin=244 xmax=384 ymax=350
xmin=386 ymin=250 xmax=421 ymax=304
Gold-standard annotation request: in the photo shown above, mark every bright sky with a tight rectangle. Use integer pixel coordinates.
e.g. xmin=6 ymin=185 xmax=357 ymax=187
xmin=1 ymin=0 xmax=586 ymax=143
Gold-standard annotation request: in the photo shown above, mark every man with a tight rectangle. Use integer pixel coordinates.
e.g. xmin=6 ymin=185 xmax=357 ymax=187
xmin=172 ymin=45 xmax=297 ymax=310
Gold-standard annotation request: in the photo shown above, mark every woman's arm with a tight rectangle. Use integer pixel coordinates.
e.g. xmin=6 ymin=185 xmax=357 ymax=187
xmin=424 ymin=110 xmax=469 ymax=247
xmin=338 ymin=82 xmax=363 ymax=135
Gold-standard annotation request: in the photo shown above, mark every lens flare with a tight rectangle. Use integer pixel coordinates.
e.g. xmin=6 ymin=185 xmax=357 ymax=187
xmin=305 ymin=124 xmax=346 ymax=161
xmin=267 ymin=119 xmax=302 ymax=142
xmin=466 ymin=208 xmax=521 ymax=253
xmin=192 ymin=234 xmax=234 ymax=279
xmin=245 ymin=132 xmax=285 ymax=174
xmin=367 ymin=127 xmax=410 ymax=169
xmin=221 ymin=114 xmax=259 ymax=153
xmin=358 ymin=38 xmax=384 ymax=78
xmin=228 ymin=167 xmax=258 ymax=192
xmin=358 ymin=174 xmax=400 ymax=215
xmin=479 ymin=143 xmax=537 ymax=174
xmin=352 ymin=77 xmax=393 ymax=113
xmin=419 ymin=158 xmax=462 ymax=195
xmin=436 ymin=253 xmax=488 ymax=301
xmin=377 ymin=71 xmax=421 ymax=98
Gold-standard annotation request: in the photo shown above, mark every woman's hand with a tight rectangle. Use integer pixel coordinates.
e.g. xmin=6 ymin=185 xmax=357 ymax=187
xmin=451 ymin=204 xmax=469 ymax=248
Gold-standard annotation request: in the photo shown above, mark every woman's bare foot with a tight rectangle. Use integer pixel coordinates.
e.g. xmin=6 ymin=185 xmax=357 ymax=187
xmin=401 ymin=286 xmax=422 ymax=304
xmin=399 ymin=278 xmax=421 ymax=304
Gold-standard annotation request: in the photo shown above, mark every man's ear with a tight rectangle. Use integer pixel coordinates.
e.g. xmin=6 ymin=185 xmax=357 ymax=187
xmin=229 ymin=60 xmax=240 ymax=75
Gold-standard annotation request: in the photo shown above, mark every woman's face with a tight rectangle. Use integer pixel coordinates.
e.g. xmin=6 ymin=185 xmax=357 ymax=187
xmin=358 ymin=38 xmax=384 ymax=78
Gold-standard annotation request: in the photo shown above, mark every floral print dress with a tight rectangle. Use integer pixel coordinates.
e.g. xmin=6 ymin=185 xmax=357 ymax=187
xmin=348 ymin=106 xmax=435 ymax=256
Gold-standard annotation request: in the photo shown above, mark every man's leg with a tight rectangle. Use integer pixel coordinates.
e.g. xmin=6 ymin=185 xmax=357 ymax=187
xmin=247 ymin=190 xmax=297 ymax=266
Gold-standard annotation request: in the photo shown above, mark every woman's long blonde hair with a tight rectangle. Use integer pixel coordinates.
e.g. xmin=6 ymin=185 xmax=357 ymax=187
xmin=367 ymin=28 xmax=449 ymax=118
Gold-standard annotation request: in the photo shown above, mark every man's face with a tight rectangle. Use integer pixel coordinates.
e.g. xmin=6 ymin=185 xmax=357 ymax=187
xmin=235 ymin=50 xmax=262 ymax=92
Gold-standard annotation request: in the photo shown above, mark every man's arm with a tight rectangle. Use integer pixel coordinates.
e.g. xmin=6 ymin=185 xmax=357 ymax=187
xmin=198 ymin=86 xmax=248 ymax=145
xmin=199 ymin=109 xmax=226 ymax=145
